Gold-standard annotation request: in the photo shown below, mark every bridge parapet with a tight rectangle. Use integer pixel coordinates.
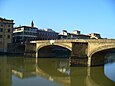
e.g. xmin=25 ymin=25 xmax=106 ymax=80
xmin=31 ymin=39 xmax=115 ymax=43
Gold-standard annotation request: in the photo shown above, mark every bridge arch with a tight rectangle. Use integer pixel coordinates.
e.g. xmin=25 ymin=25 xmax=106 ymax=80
xmin=89 ymin=45 xmax=115 ymax=58
xmin=37 ymin=43 xmax=72 ymax=51
xmin=36 ymin=43 xmax=72 ymax=58
xmin=89 ymin=45 xmax=115 ymax=66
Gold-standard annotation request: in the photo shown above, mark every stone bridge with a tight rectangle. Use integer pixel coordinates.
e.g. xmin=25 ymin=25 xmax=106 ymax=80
xmin=25 ymin=39 xmax=115 ymax=66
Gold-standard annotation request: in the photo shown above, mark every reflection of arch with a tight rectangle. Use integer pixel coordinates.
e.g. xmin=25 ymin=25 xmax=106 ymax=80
xmin=86 ymin=77 xmax=99 ymax=86
xmin=37 ymin=58 xmax=70 ymax=76
xmin=36 ymin=58 xmax=70 ymax=85
xmin=89 ymin=45 xmax=115 ymax=58
xmin=89 ymin=67 xmax=115 ymax=86
xmin=36 ymin=66 xmax=70 ymax=84
xmin=71 ymin=67 xmax=115 ymax=86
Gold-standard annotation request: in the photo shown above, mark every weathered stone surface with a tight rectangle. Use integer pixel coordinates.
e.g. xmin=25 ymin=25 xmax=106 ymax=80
xmin=27 ymin=39 xmax=115 ymax=66
xmin=7 ymin=43 xmax=25 ymax=54
xmin=71 ymin=42 xmax=88 ymax=57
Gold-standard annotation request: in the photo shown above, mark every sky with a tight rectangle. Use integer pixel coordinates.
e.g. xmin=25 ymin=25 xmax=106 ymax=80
xmin=0 ymin=0 xmax=115 ymax=38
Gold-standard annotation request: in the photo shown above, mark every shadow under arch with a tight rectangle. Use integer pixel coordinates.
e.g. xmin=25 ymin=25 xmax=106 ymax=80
xmin=90 ymin=48 xmax=115 ymax=66
xmin=37 ymin=45 xmax=71 ymax=58
xmin=89 ymin=44 xmax=115 ymax=58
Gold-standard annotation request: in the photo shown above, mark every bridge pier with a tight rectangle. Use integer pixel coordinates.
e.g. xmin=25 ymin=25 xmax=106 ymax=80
xmin=36 ymin=51 xmax=38 ymax=58
xmin=36 ymin=51 xmax=38 ymax=63
xmin=71 ymin=42 xmax=88 ymax=66
xmin=71 ymin=42 xmax=88 ymax=57
xmin=24 ymin=43 xmax=36 ymax=57
xmin=88 ymin=57 xmax=91 ymax=67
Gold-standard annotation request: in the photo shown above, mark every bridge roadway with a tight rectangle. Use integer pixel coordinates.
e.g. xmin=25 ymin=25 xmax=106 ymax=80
xmin=25 ymin=39 xmax=115 ymax=67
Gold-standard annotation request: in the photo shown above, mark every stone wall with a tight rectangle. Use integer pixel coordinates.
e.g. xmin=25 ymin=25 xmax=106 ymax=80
xmin=7 ymin=43 xmax=25 ymax=54
xmin=71 ymin=42 xmax=88 ymax=57
xmin=24 ymin=43 xmax=36 ymax=57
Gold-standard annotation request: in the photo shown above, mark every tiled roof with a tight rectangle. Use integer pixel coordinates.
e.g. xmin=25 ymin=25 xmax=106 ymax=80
xmin=37 ymin=29 xmax=58 ymax=34
xmin=69 ymin=33 xmax=90 ymax=37
xmin=0 ymin=17 xmax=14 ymax=21
xmin=14 ymin=26 xmax=38 ymax=29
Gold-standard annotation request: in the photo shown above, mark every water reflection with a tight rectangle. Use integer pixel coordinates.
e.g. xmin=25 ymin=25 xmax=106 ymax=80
xmin=104 ymin=62 xmax=115 ymax=82
xmin=0 ymin=55 xmax=115 ymax=86
xmin=0 ymin=56 xmax=11 ymax=86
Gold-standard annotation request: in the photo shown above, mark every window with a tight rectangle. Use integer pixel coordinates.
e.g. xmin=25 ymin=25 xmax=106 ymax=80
xmin=8 ymin=25 xmax=10 ymax=27
xmin=0 ymin=28 xmax=3 ymax=32
xmin=8 ymin=29 xmax=10 ymax=32
xmin=0 ymin=35 xmax=2 ymax=38
xmin=1 ymin=24 xmax=3 ymax=27
xmin=7 ymin=35 xmax=10 ymax=39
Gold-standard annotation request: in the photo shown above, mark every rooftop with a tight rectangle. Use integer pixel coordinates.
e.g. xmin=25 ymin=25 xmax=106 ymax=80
xmin=14 ymin=26 xmax=38 ymax=29
xmin=0 ymin=17 xmax=14 ymax=21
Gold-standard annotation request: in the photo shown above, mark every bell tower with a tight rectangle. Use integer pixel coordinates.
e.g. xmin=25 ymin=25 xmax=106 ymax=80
xmin=31 ymin=20 xmax=34 ymax=27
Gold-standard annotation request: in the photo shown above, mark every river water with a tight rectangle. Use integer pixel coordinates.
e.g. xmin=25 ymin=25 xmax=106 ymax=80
xmin=0 ymin=54 xmax=115 ymax=86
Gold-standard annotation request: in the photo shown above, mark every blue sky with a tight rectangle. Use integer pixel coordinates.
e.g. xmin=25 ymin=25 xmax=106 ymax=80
xmin=0 ymin=0 xmax=115 ymax=38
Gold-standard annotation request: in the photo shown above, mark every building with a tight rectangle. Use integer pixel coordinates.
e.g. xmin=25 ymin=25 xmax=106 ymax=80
xmin=13 ymin=21 xmax=38 ymax=43
xmin=68 ymin=33 xmax=90 ymax=39
xmin=89 ymin=33 xmax=101 ymax=39
xmin=59 ymin=30 xmax=90 ymax=39
xmin=37 ymin=28 xmax=58 ymax=40
xmin=72 ymin=30 xmax=81 ymax=35
xmin=13 ymin=21 xmax=58 ymax=42
xmin=0 ymin=17 xmax=14 ymax=52
xmin=58 ymin=30 xmax=68 ymax=39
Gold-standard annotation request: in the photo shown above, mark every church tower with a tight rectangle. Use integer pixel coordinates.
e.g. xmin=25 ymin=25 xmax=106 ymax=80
xmin=31 ymin=20 xmax=34 ymax=27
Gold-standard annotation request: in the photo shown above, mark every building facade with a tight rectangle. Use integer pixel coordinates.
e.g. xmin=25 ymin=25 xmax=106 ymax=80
xmin=13 ymin=23 xmax=38 ymax=43
xmin=0 ymin=17 xmax=14 ymax=52
xmin=59 ymin=30 xmax=90 ymax=39
xmin=13 ymin=21 xmax=58 ymax=43
xmin=89 ymin=33 xmax=101 ymax=39
xmin=37 ymin=28 xmax=58 ymax=40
